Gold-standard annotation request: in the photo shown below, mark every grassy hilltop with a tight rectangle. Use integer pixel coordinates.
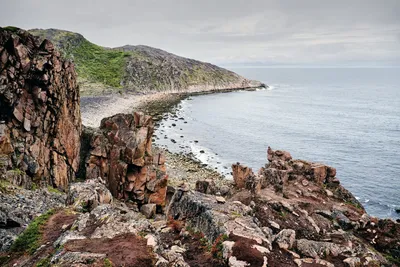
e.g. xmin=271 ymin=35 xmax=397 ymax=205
xmin=28 ymin=28 xmax=259 ymax=95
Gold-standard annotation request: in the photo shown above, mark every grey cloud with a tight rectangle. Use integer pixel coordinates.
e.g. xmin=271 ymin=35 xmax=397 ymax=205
xmin=0 ymin=0 xmax=399 ymax=65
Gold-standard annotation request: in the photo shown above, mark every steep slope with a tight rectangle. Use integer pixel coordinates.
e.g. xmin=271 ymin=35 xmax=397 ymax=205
xmin=28 ymin=28 xmax=263 ymax=95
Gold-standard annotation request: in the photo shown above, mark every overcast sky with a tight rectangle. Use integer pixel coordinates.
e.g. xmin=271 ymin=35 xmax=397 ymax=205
xmin=1 ymin=0 xmax=399 ymax=66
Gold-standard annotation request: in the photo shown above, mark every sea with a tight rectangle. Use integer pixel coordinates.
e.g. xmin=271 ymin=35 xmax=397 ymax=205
xmin=154 ymin=67 xmax=400 ymax=219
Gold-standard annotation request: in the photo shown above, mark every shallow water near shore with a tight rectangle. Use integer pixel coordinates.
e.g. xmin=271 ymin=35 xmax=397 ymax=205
xmin=155 ymin=67 xmax=400 ymax=219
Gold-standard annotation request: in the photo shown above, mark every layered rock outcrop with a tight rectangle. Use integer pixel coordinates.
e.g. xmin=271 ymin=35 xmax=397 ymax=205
xmin=0 ymin=27 xmax=81 ymax=189
xmin=83 ymin=113 xmax=168 ymax=207
xmin=168 ymin=147 xmax=400 ymax=266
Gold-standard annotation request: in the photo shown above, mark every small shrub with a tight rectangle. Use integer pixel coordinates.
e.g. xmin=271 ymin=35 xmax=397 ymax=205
xmin=0 ymin=180 xmax=11 ymax=193
xmin=11 ymin=209 xmax=56 ymax=254
xmin=47 ymin=185 xmax=62 ymax=194
xmin=104 ymin=258 xmax=113 ymax=267
xmin=35 ymin=256 xmax=51 ymax=267
xmin=167 ymin=217 xmax=184 ymax=233
xmin=211 ymin=234 xmax=229 ymax=259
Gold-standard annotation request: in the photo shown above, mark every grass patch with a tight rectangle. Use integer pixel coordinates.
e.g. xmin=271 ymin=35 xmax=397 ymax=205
xmin=0 ymin=179 xmax=11 ymax=193
xmin=35 ymin=256 xmax=51 ymax=267
xmin=3 ymin=26 xmax=20 ymax=32
xmin=70 ymin=40 xmax=130 ymax=88
xmin=29 ymin=29 xmax=130 ymax=89
xmin=10 ymin=209 xmax=56 ymax=254
xmin=46 ymin=185 xmax=62 ymax=194
xmin=104 ymin=258 xmax=113 ymax=267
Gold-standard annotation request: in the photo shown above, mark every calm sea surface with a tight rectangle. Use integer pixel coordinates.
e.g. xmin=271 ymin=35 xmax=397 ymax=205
xmin=154 ymin=67 xmax=400 ymax=218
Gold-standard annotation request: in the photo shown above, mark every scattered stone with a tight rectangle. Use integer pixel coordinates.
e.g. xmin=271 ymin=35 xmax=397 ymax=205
xmin=216 ymin=196 xmax=226 ymax=203
xmin=195 ymin=179 xmax=216 ymax=195
xmin=325 ymin=189 xmax=334 ymax=197
xmin=302 ymin=179 xmax=309 ymax=186
xmin=66 ymin=178 xmax=113 ymax=212
xmin=343 ymin=257 xmax=361 ymax=267
xmin=268 ymin=220 xmax=280 ymax=231
xmin=145 ymin=234 xmax=157 ymax=247
xmin=141 ymin=204 xmax=157 ymax=219
xmin=229 ymin=256 xmax=250 ymax=267
xmin=274 ymin=229 xmax=296 ymax=249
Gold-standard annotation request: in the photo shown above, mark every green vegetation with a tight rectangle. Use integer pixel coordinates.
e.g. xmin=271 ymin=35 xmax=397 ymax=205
xmin=385 ymin=254 xmax=400 ymax=265
xmin=27 ymin=28 xmax=248 ymax=95
xmin=211 ymin=234 xmax=229 ymax=259
xmin=104 ymin=258 xmax=113 ymax=267
xmin=11 ymin=209 xmax=56 ymax=254
xmin=3 ymin=26 xmax=19 ymax=32
xmin=35 ymin=256 xmax=51 ymax=267
xmin=0 ymin=179 xmax=11 ymax=193
xmin=29 ymin=29 xmax=130 ymax=88
xmin=46 ymin=185 xmax=62 ymax=194
xmin=70 ymin=40 xmax=130 ymax=87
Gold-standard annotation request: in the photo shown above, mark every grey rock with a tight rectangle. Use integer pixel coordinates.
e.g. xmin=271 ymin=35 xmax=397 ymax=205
xmin=274 ymin=229 xmax=296 ymax=249
xmin=141 ymin=204 xmax=157 ymax=219
xmin=66 ymin=178 xmax=113 ymax=212
xmin=296 ymin=239 xmax=349 ymax=259
xmin=332 ymin=210 xmax=352 ymax=230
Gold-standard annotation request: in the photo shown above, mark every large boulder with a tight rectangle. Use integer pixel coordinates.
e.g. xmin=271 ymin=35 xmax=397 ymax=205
xmin=0 ymin=27 xmax=81 ymax=189
xmin=66 ymin=178 xmax=113 ymax=212
xmin=83 ymin=113 xmax=168 ymax=207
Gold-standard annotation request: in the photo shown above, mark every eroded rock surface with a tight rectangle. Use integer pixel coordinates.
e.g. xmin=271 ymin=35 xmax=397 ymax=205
xmin=167 ymin=147 xmax=400 ymax=266
xmin=0 ymin=27 xmax=81 ymax=189
xmin=83 ymin=113 xmax=168 ymax=207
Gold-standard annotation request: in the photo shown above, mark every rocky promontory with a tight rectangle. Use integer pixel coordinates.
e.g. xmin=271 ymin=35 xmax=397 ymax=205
xmin=28 ymin=28 xmax=264 ymax=95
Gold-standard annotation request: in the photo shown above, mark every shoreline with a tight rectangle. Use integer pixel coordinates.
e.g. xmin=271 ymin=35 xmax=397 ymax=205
xmin=81 ymin=84 xmax=266 ymax=127
xmin=80 ymin=85 xmax=266 ymax=188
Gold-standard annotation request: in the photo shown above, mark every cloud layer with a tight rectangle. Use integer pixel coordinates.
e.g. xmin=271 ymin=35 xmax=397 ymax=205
xmin=1 ymin=0 xmax=399 ymax=65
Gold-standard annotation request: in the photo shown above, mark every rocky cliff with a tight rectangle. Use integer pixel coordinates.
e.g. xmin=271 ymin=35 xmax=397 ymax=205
xmin=82 ymin=113 xmax=168 ymax=207
xmin=0 ymin=27 xmax=81 ymax=189
xmin=28 ymin=28 xmax=264 ymax=95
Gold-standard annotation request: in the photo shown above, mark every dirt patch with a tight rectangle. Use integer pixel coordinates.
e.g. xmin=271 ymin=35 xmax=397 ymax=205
xmin=64 ymin=233 xmax=156 ymax=267
xmin=230 ymin=234 xmax=265 ymax=267
xmin=42 ymin=209 xmax=78 ymax=243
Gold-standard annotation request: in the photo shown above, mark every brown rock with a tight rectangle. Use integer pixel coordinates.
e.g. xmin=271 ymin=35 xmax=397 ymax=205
xmin=141 ymin=204 xmax=157 ymax=219
xmin=195 ymin=179 xmax=217 ymax=194
xmin=232 ymin=163 xmax=254 ymax=189
xmin=311 ymin=164 xmax=328 ymax=183
xmin=0 ymin=27 xmax=81 ymax=188
xmin=85 ymin=113 xmax=167 ymax=207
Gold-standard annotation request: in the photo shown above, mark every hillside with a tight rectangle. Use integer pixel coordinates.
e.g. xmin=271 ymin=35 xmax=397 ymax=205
xmin=28 ymin=28 xmax=263 ymax=95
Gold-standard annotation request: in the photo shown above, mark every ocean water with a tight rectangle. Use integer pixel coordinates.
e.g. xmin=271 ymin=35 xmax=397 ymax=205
xmin=154 ymin=67 xmax=400 ymax=219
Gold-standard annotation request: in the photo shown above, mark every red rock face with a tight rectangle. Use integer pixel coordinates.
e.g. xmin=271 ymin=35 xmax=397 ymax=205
xmin=232 ymin=163 xmax=254 ymax=189
xmin=0 ymin=27 xmax=81 ymax=189
xmin=84 ymin=113 xmax=168 ymax=207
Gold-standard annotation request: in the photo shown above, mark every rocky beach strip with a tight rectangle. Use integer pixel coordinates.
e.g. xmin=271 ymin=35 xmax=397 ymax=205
xmin=0 ymin=27 xmax=399 ymax=267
